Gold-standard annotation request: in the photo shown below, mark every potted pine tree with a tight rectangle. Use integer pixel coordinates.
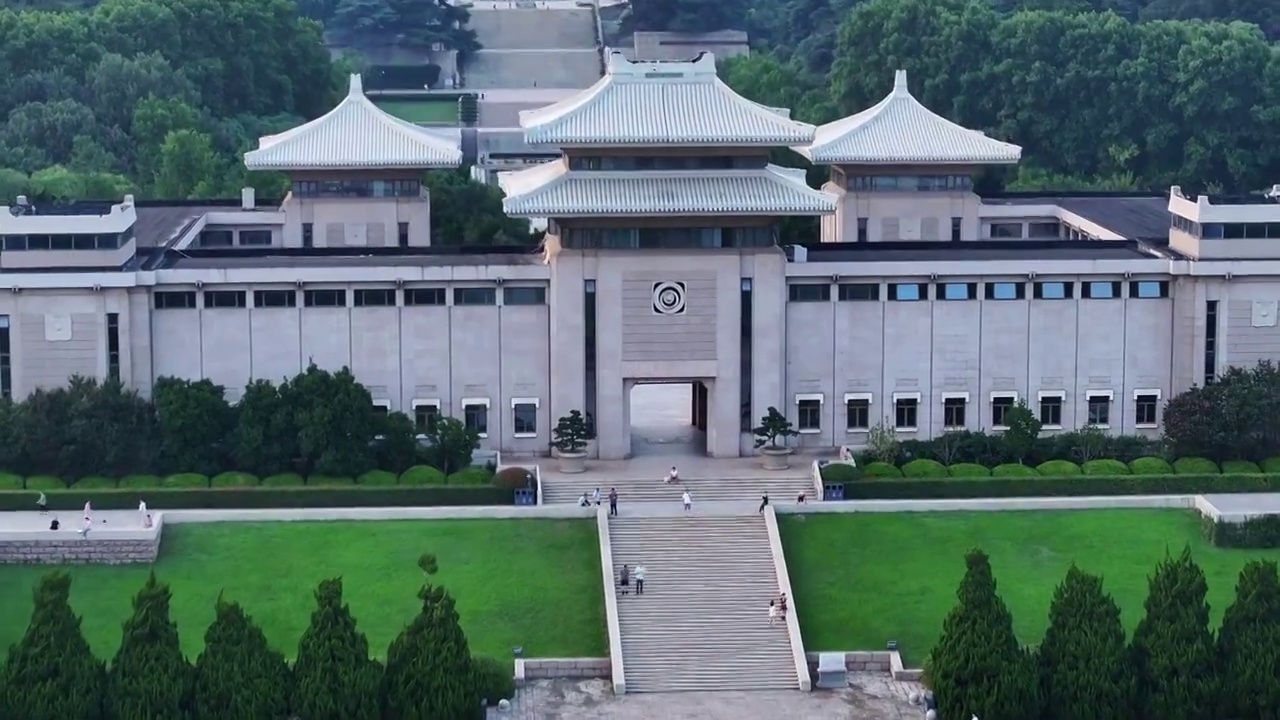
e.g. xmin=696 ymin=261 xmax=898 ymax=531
xmin=552 ymin=410 xmax=590 ymax=474
xmin=753 ymin=406 xmax=798 ymax=470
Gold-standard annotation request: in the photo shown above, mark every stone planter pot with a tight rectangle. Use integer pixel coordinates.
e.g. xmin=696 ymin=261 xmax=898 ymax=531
xmin=761 ymin=447 xmax=792 ymax=471
xmin=558 ymin=451 xmax=587 ymax=474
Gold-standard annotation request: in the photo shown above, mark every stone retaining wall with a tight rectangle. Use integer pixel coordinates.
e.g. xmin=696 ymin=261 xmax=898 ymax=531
xmin=514 ymin=657 xmax=610 ymax=685
xmin=0 ymin=536 xmax=160 ymax=564
xmin=805 ymin=651 xmax=923 ymax=682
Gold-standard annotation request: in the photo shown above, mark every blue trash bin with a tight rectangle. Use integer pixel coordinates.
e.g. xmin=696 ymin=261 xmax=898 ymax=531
xmin=514 ymin=488 xmax=536 ymax=506
xmin=823 ymin=483 xmax=845 ymax=501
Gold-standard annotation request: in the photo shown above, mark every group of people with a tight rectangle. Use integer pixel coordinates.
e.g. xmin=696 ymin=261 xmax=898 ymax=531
xmin=768 ymin=593 xmax=789 ymax=625
xmin=36 ymin=495 xmax=152 ymax=534
xmin=577 ymin=486 xmax=619 ymax=516
xmin=617 ymin=563 xmax=646 ymax=595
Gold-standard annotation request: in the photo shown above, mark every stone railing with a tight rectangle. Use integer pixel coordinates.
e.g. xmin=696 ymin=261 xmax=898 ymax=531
xmin=805 ymin=650 xmax=923 ymax=682
xmin=0 ymin=514 xmax=163 ymax=565
xmin=810 ymin=460 xmax=824 ymax=501
xmin=595 ymin=506 xmax=627 ymax=694
xmin=514 ymin=657 xmax=610 ymax=684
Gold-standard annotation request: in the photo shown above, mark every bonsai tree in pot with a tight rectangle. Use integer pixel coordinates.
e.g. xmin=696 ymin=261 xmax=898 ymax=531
xmin=552 ymin=410 xmax=590 ymax=474
xmin=753 ymin=406 xmax=798 ymax=470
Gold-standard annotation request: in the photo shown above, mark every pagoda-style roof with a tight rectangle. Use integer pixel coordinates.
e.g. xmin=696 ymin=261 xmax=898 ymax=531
xmin=499 ymin=161 xmax=836 ymax=216
xmin=243 ymin=75 xmax=463 ymax=171
xmin=797 ymin=71 xmax=1022 ymax=166
xmin=519 ymin=51 xmax=816 ymax=147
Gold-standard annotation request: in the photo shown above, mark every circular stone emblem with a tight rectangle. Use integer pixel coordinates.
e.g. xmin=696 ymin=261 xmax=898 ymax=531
xmin=652 ymin=281 xmax=687 ymax=315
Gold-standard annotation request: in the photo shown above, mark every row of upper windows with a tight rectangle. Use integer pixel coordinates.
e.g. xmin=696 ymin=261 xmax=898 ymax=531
xmin=2 ymin=232 xmax=130 ymax=251
xmin=567 ymin=155 xmax=768 ymax=171
xmin=197 ymin=229 xmax=272 ymax=248
xmin=787 ymin=280 xmax=1170 ymax=303
xmin=1171 ymin=216 xmax=1280 ymax=240
xmin=399 ymin=398 xmax=539 ymax=439
xmin=153 ymin=286 xmax=547 ymax=310
xmin=798 ymin=390 xmax=1160 ymax=433
xmin=841 ymin=174 xmax=974 ymax=193
xmin=292 ymin=179 xmax=421 ymax=199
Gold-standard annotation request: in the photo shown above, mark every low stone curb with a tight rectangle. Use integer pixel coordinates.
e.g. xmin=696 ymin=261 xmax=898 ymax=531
xmin=514 ymin=657 xmax=611 ymax=685
xmin=806 ymin=651 xmax=923 ymax=682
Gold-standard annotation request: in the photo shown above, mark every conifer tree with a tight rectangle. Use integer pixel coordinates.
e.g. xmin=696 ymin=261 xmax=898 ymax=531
xmin=292 ymin=578 xmax=380 ymax=720
xmin=190 ymin=598 xmax=291 ymax=720
xmin=106 ymin=572 xmax=191 ymax=720
xmin=1218 ymin=559 xmax=1280 ymax=719
xmin=0 ymin=572 xmax=105 ymax=720
xmin=381 ymin=553 xmax=479 ymax=720
xmin=928 ymin=549 xmax=1041 ymax=720
xmin=1131 ymin=546 xmax=1219 ymax=719
xmin=1038 ymin=565 xmax=1133 ymax=720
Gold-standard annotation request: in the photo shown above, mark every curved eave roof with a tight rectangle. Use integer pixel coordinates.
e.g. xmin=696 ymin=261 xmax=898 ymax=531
xmin=243 ymin=75 xmax=463 ymax=171
xmin=499 ymin=162 xmax=837 ymax=217
xmin=796 ymin=70 xmax=1022 ymax=166
xmin=519 ymin=51 xmax=815 ymax=146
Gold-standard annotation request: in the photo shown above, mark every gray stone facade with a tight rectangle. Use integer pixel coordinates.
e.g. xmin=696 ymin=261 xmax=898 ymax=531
xmin=0 ymin=536 xmax=160 ymax=564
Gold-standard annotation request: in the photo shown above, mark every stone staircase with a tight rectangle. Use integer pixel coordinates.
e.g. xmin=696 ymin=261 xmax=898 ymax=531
xmin=464 ymin=7 xmax=603 ymax=90
xmin=543 ymin=471 xmax=815 ymax=506
xmin=607 ymin=514 xmax=802 ymax=692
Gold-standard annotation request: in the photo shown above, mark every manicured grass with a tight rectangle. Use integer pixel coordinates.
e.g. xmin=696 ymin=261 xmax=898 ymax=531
xmin=0 ymin=519 xmax=603 ymax=661
xmin=780 ymin=510 xmax=1280 ymax=665
xmin=373 ymin=99 xmax=458 ymax=123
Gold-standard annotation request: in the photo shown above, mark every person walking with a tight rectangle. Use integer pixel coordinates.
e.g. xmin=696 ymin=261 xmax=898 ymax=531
xmin=619 ymin=564 xmax=631 ymax=595
xmin=83 ymin=500 xmax=92 ymax=524
xmin=592 ymin=487 xmax=601 ymax=506
xmin=608 ymin=487 xmax=618 ymax=516
xmin=758 ymin=491 xmax=770 ymax=513
xmin=796 ymin=490 xmax=807 ymax=504
xmin=634 ymin=563 xmax=646 ymax=595
xmin=681 ymin=490 xmax=692 ymax=513
xmin=768 ymin=600 xmax=779 ymax=626
xmin=36 ymin=491 xmax=47 ymax=514
xmin=137 ymin=499 xmax=148 ymax=527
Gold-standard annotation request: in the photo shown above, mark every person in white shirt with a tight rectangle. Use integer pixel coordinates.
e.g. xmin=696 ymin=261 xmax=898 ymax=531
xmin=591 ymin=487 xmax=601 ymax=505
xmin=681 ymin=490 xmax=692 ymax=512
xmin=83 ymin=500 xmax=92 ymax=523
xmin=768 ymin=600 xmax=779 ymax=626
xmin=664 ymin=466 xmax=679 ymax=484
xmin=79 ymin=516 xmax=92 ymax=538
xmin=634 ymin=563 xmax=646 ymax=595
xmin=138 ymin=499 xmax=148 ymax=526
xmin=36 ymin=492 xmax=47 ymax=514
xmin=578 ymin=493 xmax=591 ymax=507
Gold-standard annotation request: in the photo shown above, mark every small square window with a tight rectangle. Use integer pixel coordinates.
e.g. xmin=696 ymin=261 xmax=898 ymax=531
xmin=1129 ymin=281 xmax=1169 ymax=299
xmin=254 ymin=290 xmax=297 ymax=308
xmin=354 ymin=289 xmax=396 ymax=307
xmin=856 ymin=218 xmax=868 ymax=243
xmin=991 ymin=395 xmax=1016 ymax=427
xmin=1038 ymin=395 xmax=1063 ymax=426
xmin=372 ymin=402 xmax=390 ymax=418
xmin=989 ymin=222 xmax=1024 ymax=238
xmin=155 ymin=291 xmax=197 ymax=309
xmin=797 ymin=399 xmax=821 ymax=432
xmin=413 ymin=402 xmax=440 ymax=432
xmin=940 ymin=283 xmax=976 ymax=301
xmin=943 ymin=397 xmax=966 ymax=429
xmin=513 ymin=402 xmax=538 ymax=436
xmin=894 ymin=397 xmax=918 ymax=430
xmin=1087 ymin=394 xmax=1111 ymax=426
xmin=985 ymin=282 xmax=1025 ymax=300
xmin=405 ymin=288 xmax=446 ymax=306
xmin=788 ymin=284 xmax=830 ymax=302
xmin=503 ymin=287 xmax=546 ymax=305
xmin=204 ymin=290 xmax=247 ymax=308
xmin=837 ymin=283 xmax=879 ymax=301
xmin=845 ymin=398 xmax=869 ymax=430
xmin=454 ymin=288 xmax=497 ymax=306
xmin=464 ymin=402 xmax=489 ymax=436
xmin=302 ymin=223 xmax=314 ymax=248
xmin=1083 ymin=281 xmax=1121 ymax=299
xmin=398 ymin=222 xmax=409 ymax=248
xmin=1135 ymin=393 xmax=1159 ymax=426
xmin=950 ymin=217 xmax=962 ymax=242
xmin=889 ymin=283 xmax=926 ymax=301
xmin=304 ymin=289 xmax=346 ymax=307
xmin=1033 ymin=282 xmax=1073 ymax=300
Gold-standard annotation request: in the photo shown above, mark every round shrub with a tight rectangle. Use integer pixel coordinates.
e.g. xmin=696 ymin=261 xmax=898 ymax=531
xmin=1128 ymin=457 xmax=1173 ymax=475
xmin=74 ymin=476 xmax=118 ymax=489
xmin=948 ymin=463 xmax=991 ymax=478
xmin=26 ymin=475 xmax=67 ymax=490
xmin=163 ymin=473 xmax=209 ymax=489
xmin=0 ymin=472 xmax=23 ymax=490
xmin=448 ymin=467 xmax=492 ymax=485
xmin=262 ymin=473 xmax=305 ymax=487
xmin=399 ymin=465 xmax=446 ymax=485
xmin=1221 ymin=460 xmax=1262 ymax=474
xmin=902 ymin=459 xmax=948 ymax=479
xmin=1263 ymin=457 xmax=1280 ymax=474
xmin=307 ymin=475 xmax=354 ymax=486
xmin=492 ymin=467 xmax=535 ymax=489
xmin=1173 ymin=457 xmax=1219 ymax=475
xmin=119 ymin=474 xmax=162 ymax=489
xmin=472 ymin=657 xmax=515 ymax=704
xmin=992 ymin=463 xmax=1040 ymax=478
xmin=1082 ymin=459 xmax=1130 ymax=476
xmin=211 ymin=472 xmax=260 ymax=488
xmin=1036 ymin=460 xmax=1081 ymax=477
xmin=357 ymin=470 xmax=398 ymax=486
xmin=862 ymin=461 xmax=903 ymax=479
xmin=819 ymin=463 xmax=861 ymax=484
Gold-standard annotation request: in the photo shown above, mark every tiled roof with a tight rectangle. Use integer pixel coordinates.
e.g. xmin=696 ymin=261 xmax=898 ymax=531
xmin=797 ymin=71 xmax=1022 ymax=165
xmin=243 ymin=75 xmax=463 ymax=171
xmin=519 ymin=51 xmax=816 ymax=146
xmin=499 ymin=161 xmax=837 ymax=216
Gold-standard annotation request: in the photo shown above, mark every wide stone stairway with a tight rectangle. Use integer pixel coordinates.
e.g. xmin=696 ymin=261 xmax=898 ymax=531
xmin=607 ymin=514 xmax=802 ymax=692
xmin=543 ymin=471 xmax=816 ymax=506
xmin=464 ymin=7 xmax=603 ymax=89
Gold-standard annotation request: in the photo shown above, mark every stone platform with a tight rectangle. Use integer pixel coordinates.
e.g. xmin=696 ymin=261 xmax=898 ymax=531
xmin=0 ymin=509 xmax=162 ymax=564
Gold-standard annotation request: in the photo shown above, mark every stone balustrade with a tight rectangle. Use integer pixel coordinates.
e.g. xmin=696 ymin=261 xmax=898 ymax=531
xmin=514 ymin=657 xmax=611 ymax=684
xmin=804 ymin=651 xmax=923 ymax=682
xmin=0 ymin=510 xmax=163 ymax=564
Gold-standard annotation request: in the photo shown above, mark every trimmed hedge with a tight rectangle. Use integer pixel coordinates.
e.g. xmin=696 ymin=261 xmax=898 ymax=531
xmin=120 ymin=474 xmax=162 ymax=489
xmin=863 ymin=461 xmax=903 ymax=479
xmin=0 ymin=485 xmax=513 ymax=511
xmin=818 ymin=463 xmax=860 ymax=484
xmin=263 ymin=473 xmax=305 ymax=487
xmin=163 ymin=473 xmax=209 ymax=489
xmin=948 ymin=463 xmax=991 ymax=478
xmin=307 ymin=475 xmax=355 ymax=486
xmin=75 ymin=476 xmax=118 ymax=489
xmin=1082 ymin=459 xmax=1129 ymax=476
xmin=839 ymin=473 xmax=1280 ymax=500
xmin=447 ymin=468 xmax=492 ymax=485
xmin=1221 ymin=460 xmax=1262 ymax=474
xmin=1265 ymin=457 xmax=1280 ymax=473
xmin=992 ymin=463 xmax=1038 ymax=477
xmin=0 ymin=472 xmax=21 ymax=490
xmin=399 ymin=465 xmax=446 ymax=485
xmin=1174 ymin=457 xmax=1219 ymax=474
xmin=902 ymin=459 xmax=948 ymax=479
xmin=492 ymin=467 xmax=535 ymax=489
xmin=1129 ymin=456 xmax=1174 ymax=475
xmin=357 ymin=470 xmax=398 ymax=486
xmin=1036 ymin=460 xmax=1081 ymax=476
xmin=1203 ymin=515 xmax=1280 ymax=548
xmin=211 ymin=472 xmax=260 ymax=488
xmin=26 ymin=475 xmax=66 ymax=490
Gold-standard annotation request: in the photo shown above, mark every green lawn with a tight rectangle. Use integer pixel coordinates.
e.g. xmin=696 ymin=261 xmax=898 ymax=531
xmin=0 ymin=519 xmax=604 ymax=661
xmin=780 ymin=510 xmax=1280 ymax=665
xmin=373 ymin=99 xmax=459 ymax=123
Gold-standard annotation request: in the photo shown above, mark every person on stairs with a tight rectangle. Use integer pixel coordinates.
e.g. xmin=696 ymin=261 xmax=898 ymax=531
xmin=634 ymin=563 xmax=645 ymax=594
xmin=592 ymin=487 xmax=601 ymax=506
xmin=758 ymin=491 xmax=770 ymax=513
xmin=769 ymin=600 xmax=779 ymax=626
xmin=608 ymin=487 xmax=618 ymax=516
xmin=578 ymin=493 xmax=591 ymax=507
xmin=681 ymin=490 xmax=692 ymax=513
xmin=664 ymin=466 xmax=680 ymax=484
xmin=618 ymin=564 xmax=631 ymax=595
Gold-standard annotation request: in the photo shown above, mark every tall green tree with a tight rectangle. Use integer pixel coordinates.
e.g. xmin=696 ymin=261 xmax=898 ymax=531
xmin=1217 ymin=560 xmax=1280 ymax=719
xmin=424 ymin=169 xmax=533 ymax=246
xmin=1038 ymin=565 xmax=1133 ymax=720
xmin=231 ymin=379 xmax=297 ymax=477
xmin=1130 ymin=547 xmax=1219 ymax=720
xmin=382 ymin=554 xmax=479 ymax=720
xmin=1 ymin=572 xmax=105 ymax=720
xmin=420 ymin=416 xmax=480 ymax=476
xmin=105 ymin=572 xmax=191 ymax=720
xmin=927 ymin=549 xmax=1041 ymax=720
xmin=292 ymin=578 xmax=381 ymax=720
xmin=154 ymin=377 xmax=235 ymax=475
xmin=190 ymin=599 xmax=291 ymax=720
xmin=286 ymin=364 xmax=378 ymax=477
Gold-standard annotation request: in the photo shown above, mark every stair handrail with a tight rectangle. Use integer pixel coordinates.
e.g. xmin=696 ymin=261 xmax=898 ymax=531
xmin=762 ymin=505 xmax=812 ymax=691
xmin=595 ymin=506 xmax=628 ymax=694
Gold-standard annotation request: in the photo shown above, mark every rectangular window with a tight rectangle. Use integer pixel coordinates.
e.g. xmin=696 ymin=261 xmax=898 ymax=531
xmin=797 ymin=397 xmax=822 ymax=432
xmin=198 ymin=230 xmax=234 ymax=248
xmin=463 ymin=400 xmax=490 ymax=436
xmin=503 ymin=287 xmax=546 ymax=305
xmin=888 ymin=283 xmax=927 ymax=301
xmin=0 ymin=315 xmax=10 ymax=399
xmin=354 ymin=289 xmax=396 ymax=307
xmin=106 ymin=313 xmax=120 ymax=382
xmin=1038 ymin=394 xmax=1063 ymax=427
xmin=985 ymin=282 xmax=1026 ymax=300
xmin=943 ymin=397 xmax=967 ymax=429
xmin=372 ymin=401 xmax=390 ymax=418
xmin=740 ymin=278 xmax=753 ymax=432
xmin=837 ymin=283 xmax=879 ymax=301
xmin=454 ymin=287 xmax=497 ymax=306
xmin=304 ymin=289 xmax=346 ymax=307
xmin=991 ymin=394 xmax=1016 ymax=427
xmin=1135 ymin=392 xmax=1160 ymax=426
xmin=404 ymin=288 xmax=446 ymax=306
xmin=154 ymin=291 xmax=197 ymax=309
xmin=412 ymin=401 xmax=440 ymax=432
xmin=1083 ymin=281 xmax=1121 ymax=299
xmin=1027 ymin=222 xmax=1061 ymax=239
xmin=513 ymin=400 xmax=538 ymax=437
xmin=951 ymin=217 xmax=962 ymax=242
xmin=585 ymin=279 xmax=597 ymax=438
xmin=1033 ymin=281 xmax=1074 ymax=300
xmin=894 ymin=396 xmax=919 ymax=430
xmin=1204 ymin=300 xmax=1218 ymax=386
xmin=989 ymin=222 xmax=1024 ymax=238
xmin=204 ymin=290 xmax=247 ymax=308
xmin=845 ymin=396 xmax=870 ymax=431
xmin=239 ymin=230 xmax=272 ymax=246
xmin=940 ymin=282 xmax=976 ymax=301
xmin=857 ymin=218 xmax=868 ymax=243
xmin=254 ymin=290 xmax=297 ymax=308
xmin=1087 ymin=392 xmax=1112 ymax=426
xmin=398 ymin=222 xmax=409 ymax=248
xmin=301 ymin=223 xmax=313 ymax=248
xmin=788 ymin=283 xmax=830 ymax=302
xmin=1129 ymin=280 xmax=1169 ymax=299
